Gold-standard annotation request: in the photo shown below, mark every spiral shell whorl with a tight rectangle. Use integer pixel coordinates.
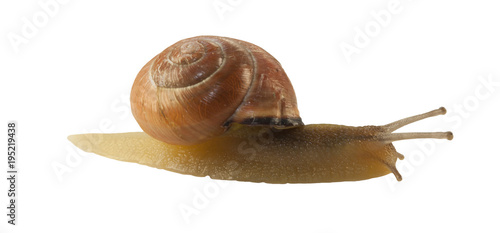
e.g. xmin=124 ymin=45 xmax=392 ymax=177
xmin=150 ymin=39 xmax=223 ymax=88
xmin=131 ymin=36 xmax=303 ymax=145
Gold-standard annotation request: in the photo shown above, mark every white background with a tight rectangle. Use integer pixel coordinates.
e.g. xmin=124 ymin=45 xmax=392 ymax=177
xmin=1 ymin=0 xmax=499 ymax=232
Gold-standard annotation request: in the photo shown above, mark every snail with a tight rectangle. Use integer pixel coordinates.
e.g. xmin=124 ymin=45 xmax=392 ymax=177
xmin=68 ymin=36 xmax=453 ymax=184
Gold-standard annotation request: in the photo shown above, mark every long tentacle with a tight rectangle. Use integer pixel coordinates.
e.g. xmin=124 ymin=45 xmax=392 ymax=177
xmin=383 ymin=107 xmax=447 ymax=132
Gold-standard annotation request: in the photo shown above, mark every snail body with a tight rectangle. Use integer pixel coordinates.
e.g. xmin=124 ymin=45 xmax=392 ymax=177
xmin=68 ymin=36 xmax=452 ymax=184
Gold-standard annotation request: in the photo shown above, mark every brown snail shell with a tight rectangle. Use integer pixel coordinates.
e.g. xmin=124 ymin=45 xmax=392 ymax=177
xmin=131 ymin=36 xmax=303 ymax=145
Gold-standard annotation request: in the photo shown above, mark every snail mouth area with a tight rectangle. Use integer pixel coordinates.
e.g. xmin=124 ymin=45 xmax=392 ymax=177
xmin=223 ymin=117 xmax=304 ymax=128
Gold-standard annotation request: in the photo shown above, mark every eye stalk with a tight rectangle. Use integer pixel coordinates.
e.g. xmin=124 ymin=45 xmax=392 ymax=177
xmin=378 ymin=107 xmax=453 ymax=143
